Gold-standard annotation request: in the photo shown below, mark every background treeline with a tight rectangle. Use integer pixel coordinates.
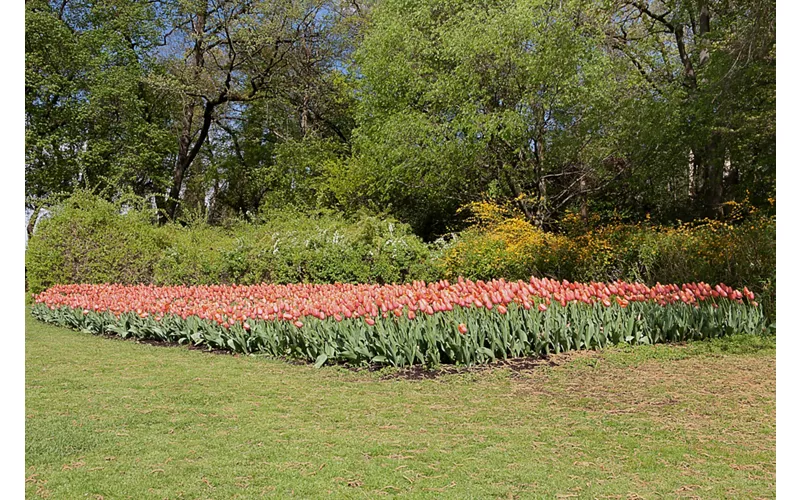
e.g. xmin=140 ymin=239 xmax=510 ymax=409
xmin=26 ymin=0 xmax=775 ymax=240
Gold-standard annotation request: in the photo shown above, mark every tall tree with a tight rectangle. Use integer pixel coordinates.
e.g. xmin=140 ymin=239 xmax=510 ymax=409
xmin=26 ymin=0 xmax=365 ymax=223
xmin=344 ymin=0 xmax=636 ymax=237
xmin=606 ymin=0 xmax=775 ymax=216
xmin=26 ymin=0 xmax=174 ymax=215
xmin=151 ymin=0 xmax=359 ymax=222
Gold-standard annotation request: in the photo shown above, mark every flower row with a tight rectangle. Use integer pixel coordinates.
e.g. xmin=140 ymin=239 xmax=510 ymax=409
xmin=33 ymin=278 xmax=757 ymax=330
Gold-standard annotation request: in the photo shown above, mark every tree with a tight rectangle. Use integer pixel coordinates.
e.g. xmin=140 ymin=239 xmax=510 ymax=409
xmin=25 ymin=0 xmax=774 ymax=232
xmin=26 ymin=0 xmax=365 ymax=224
xmin=344 ymin=0 xmax=637 ymax=237
xmin=150 ymin=0 xmax=362 ymax=222
xmin=26 ymin=0 xmax=174 ymax=220
xmin=605 ymin=0 xmax=775 ymax=216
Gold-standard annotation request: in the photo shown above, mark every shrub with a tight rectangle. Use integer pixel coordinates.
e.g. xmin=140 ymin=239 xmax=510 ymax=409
xmin=151 ymin=209 xmax=435 ymax=286
xmin=25 ymin=191 xmax=163 ymax=293
xmin=26 ymin=192 xmax=435 ymax=293
xmin=434 ymin=201 xmax=575 ymax=281
xmin=223 ymin=209 xmax=435 ymax=285
xmin=152 ymin=224 xmax=234 ymax=286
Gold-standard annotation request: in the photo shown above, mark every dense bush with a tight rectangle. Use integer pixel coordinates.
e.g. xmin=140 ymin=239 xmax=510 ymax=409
xmin=154 ymin=209 xmax=435 ymax=286
xmin=26 ymin=192 xmax=435 ymax=292
xmin=434 ymin=200 xmax=776 ymax=320
xmin=25 ymin=192 xmax=164 ymax=294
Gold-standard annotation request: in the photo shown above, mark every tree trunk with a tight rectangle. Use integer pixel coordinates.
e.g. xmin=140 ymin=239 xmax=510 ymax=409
xmin=27 ymin=205 xmax=41 ymax=239
xmin=159 ymin=8 xmax=207 ymax=224
xmin=579 ymin=177 xmax=588 ymax=224
xmin=723 ymin=152 xmax=739 ymax=204
xmin=696 ymin=131 xmax=725 ymax=217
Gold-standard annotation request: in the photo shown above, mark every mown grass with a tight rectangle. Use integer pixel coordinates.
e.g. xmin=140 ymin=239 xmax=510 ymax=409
xmin=26 ymin=313 xmax=776 ymax=499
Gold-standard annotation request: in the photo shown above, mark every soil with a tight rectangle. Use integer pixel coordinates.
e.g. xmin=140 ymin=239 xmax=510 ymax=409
xmin=96 ymin=330 xmax=606 ymax=379
xmin=354 ymin=350 xmax=601 ymax=380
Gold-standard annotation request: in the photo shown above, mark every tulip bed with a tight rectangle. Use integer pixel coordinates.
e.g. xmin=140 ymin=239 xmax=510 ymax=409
xmin=30 ymin=278 xmax=767 ymax=367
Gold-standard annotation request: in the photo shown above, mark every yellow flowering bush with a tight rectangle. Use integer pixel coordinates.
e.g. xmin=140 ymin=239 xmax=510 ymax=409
xmin=438 ymin=200 xmax=574 ymax=280
xmin=434 ymin=199 xmax=775 ymax=320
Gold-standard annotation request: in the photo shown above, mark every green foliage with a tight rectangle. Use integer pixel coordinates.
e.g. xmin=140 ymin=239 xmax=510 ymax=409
xmin=25 ymin=0 xmax=174 ymax=200
xmin=31 ymin=298 xmax=767 ymax=368
xmin=344 ymin=0 xmax=647 ymax=236
xmin=155 ymin=210 xmax=435 ymax=286
xmin=601 ymin=0 xmax=776 ymax=219
xmin=26 ymin=192 xmax=434 ymax=292
xmin=152 ymin=224 xmax=232 ymax=286
xmin=25 ymin=191 xmax=163 ymax=294
xmin=25 ymin=0 xmax=775 ymax=237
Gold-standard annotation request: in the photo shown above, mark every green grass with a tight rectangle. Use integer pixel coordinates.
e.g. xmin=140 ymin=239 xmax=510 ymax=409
xmin=26 ymin=313 xmax=776 ymax=499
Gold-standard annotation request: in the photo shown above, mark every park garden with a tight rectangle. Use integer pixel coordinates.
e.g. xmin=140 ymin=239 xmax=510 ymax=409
xmin=25 ymin=0 xmax=776 ymax=496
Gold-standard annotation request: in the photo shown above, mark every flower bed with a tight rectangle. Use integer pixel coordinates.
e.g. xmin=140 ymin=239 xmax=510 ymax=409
xmin=31 ymin=278 xmax=766 ymax=367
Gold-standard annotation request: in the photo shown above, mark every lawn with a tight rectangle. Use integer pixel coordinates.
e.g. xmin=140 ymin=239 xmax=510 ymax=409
xmin=25 ymin=313 xmax=776 ymax=499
